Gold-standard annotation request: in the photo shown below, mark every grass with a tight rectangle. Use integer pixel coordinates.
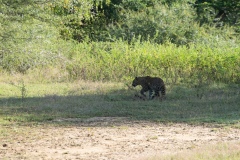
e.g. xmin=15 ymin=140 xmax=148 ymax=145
xmin=0 ymin=81 xmax=239 ymax=126
xmin=0 ymin=81 xmax=239 ymax=159
xmin=2 ymin=41 xmax=239 ymax=84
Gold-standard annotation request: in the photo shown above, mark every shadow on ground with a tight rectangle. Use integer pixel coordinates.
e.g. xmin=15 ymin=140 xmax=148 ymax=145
xmin=0 ymin=85 xmax=239 ymax=127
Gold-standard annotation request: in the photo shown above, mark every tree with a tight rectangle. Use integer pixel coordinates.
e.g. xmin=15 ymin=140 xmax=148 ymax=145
xmin=0 ymin=0 xmax=61 ymax=73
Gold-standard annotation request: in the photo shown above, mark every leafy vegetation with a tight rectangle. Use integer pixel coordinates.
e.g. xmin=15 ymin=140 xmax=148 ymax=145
xmin=0 ymin=2 xmax=239 ymax=159
xmin=0 ymin=0 xmax=239 ymax=125
xmin=193 ymin=0 xmax=240 ymax=27
xmin=1 ymin=0 xmax=239 ymax=83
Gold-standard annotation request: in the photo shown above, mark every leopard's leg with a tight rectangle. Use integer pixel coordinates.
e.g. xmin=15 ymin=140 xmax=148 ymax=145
xmin=137 ymin=88 xmax=149 ymax=100
xmin=160 ymin=85 xmax=166 ymax=100
xmin=149 ymin=89 xmax=155 ymax=100
xmin=140 ymin=88 xmax=148 ymax=97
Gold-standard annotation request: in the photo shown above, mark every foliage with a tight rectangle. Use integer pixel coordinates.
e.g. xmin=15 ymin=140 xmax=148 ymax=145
xmin=47 ymin=0 xmax=240 ymax=44
xmin=193 ymin=0 xmax=240 ymax=27
xmin=107 ymin=3 xmax=200 ymax=44
xmin=49 ymin=0 xmax=112 ymax=41
xmin=0 ymin=0 xmax=64 ymax=73
xmin=0 ymin=0 xmax=239 ymax=85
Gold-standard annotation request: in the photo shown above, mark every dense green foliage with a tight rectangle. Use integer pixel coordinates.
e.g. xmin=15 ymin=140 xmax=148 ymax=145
xmin=194 ymin=0 xmax=240 ymax=27
xmin=49 ymin=0 xmax=240 ymax=43
xmin=0 ymin=0 xmax=239 ymax=84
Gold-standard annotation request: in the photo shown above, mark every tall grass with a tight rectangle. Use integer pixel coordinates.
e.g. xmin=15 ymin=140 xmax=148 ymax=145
xmin=60 ymin=41 xmax=240 ymax=85
xmin=1 ymin=40 xmax=239 ymax=85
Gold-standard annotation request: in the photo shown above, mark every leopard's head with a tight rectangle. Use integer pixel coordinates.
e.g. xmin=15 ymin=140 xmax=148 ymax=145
xmin=132 ymin=77 xmax=140 ymax=87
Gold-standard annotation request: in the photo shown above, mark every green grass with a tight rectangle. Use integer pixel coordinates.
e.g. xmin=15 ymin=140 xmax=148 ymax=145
xmin=0 ymin=81 xmax=239 ymax=126
xmin=1 ymin=41 xmax=240 ymax=84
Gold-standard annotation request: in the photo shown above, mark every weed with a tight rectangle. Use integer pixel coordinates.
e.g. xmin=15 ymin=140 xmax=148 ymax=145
xmin=9 ymin=80 xmax=27 ymax=103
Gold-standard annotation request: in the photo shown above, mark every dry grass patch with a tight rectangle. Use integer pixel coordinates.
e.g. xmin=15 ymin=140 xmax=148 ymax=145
xmin=146 ymin=142 xmax=240 ymax=160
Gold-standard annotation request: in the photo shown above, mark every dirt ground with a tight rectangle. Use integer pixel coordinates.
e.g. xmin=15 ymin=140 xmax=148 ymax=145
xmin=1 ymin=117 xmax=240 ymax=160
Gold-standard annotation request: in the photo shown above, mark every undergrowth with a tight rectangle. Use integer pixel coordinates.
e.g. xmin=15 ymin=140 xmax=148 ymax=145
xmin=1 ymin=41 xmax=239 ymax=86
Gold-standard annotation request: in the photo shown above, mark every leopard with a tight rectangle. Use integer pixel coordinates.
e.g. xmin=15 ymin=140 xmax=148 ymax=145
xmin=132 ymin=76 xmax=166 ymax=100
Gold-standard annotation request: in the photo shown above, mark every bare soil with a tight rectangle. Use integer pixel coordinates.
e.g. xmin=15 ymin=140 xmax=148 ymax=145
xmin=1 ymin=117 xmax=240 ymax=160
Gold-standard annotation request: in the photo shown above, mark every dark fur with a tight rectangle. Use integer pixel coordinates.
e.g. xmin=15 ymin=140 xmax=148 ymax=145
xmin=132 ymin=76 xmax=166 ymax=100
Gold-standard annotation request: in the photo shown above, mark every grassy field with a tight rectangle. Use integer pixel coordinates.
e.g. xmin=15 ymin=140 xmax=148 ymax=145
xmin=0 ymin=80 xmax=239 ymax=126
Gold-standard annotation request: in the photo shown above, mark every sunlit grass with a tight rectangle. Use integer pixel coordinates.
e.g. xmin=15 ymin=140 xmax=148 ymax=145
xmin=1 ymin=41 xmax=239 ymax=84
